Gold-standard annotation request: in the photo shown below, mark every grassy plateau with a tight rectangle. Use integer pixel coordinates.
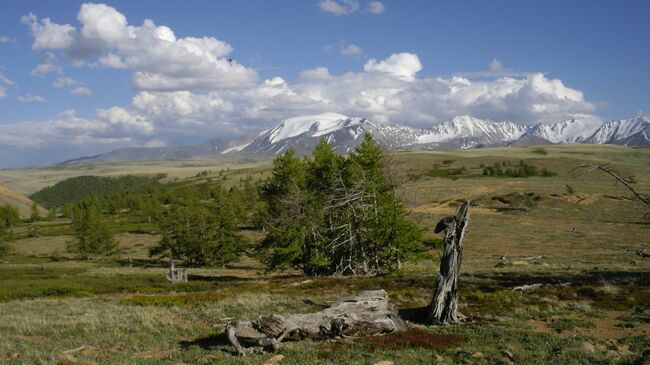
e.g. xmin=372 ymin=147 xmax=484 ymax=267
xmin=0 ymin=144 xmax=648 ymax=364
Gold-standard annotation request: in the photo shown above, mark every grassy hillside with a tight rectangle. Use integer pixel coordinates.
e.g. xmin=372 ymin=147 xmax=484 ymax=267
xmin=0 ymin=144 xmax=648 ymax=364
xmin=0 ymin=156 xmax=272 ymax=195
xmin=0 ymin=184 xmax=47 ymax=219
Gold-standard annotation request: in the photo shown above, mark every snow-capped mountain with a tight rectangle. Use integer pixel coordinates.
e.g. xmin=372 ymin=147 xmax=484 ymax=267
xmin=224 ymin=113 xmax=423 ymax=155
xmin=62 ymin=113 xmax=649 ymax=164
xmin=525 ymin=119 xmax=603 ymax=144
xmin=223 ymin=113 xmax=650 ymax=156
xmin=414 ymin=115 xmax=527 ymax=149
xmin=586 ymin=115 xmax=650 ymax=145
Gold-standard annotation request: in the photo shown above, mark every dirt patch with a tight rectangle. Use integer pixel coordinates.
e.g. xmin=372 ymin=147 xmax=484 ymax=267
xmin=567 ymin=194 xmax=599 ymax=205
xmin=363 ymin=327 xmax=465 ymax=350
xmin=137 ymin=347 xmax=173 ymax=359
xmin=527 ymin=311 xmax=650 ymax=340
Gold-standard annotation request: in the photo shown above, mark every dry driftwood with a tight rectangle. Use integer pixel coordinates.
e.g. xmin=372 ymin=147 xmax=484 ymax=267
xmin=426 ymin=200 xmax=470 ymax=324
xmin=226 ymin=289 xmax=407 ymax=355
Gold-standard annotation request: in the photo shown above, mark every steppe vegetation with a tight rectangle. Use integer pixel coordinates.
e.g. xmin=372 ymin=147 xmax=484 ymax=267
xmin=0 ymin=143 xmax=648 ymax=364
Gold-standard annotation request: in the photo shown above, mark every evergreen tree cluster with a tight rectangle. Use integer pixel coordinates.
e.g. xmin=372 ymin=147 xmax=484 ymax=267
xmin=68 ymin=197 xmax=118 ymax=259
xmin=482 ymin=160 xmax=556 ymax=178
xmin=0 ymin=204 xmax=21 ymax=257
xmin=150 ymin=183 xmax=248 ymax=265
xmin=30 ymin=174 xmax=165 ymax=209
xmin=258 ymin=133 xmax=421 ymax=276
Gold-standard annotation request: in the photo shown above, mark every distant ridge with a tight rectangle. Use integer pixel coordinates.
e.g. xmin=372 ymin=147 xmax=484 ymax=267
xmin=61 ymin=114 xmax=650 ymax=164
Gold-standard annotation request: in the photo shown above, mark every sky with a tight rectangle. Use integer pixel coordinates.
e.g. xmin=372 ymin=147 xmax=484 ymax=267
xmin=0 ymin=0 xmax=648 ymax=167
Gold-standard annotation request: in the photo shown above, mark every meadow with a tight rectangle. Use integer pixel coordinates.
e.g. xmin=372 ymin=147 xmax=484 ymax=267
xmin=0 ymin=144 xmax=648 ymax=365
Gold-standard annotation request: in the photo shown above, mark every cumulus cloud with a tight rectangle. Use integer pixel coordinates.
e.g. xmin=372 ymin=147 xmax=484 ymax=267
xmin=70 ymin=86 xmax=93 ymax=96
xmin=17 ymin=94 xmax=46 ymax=102
xmin=0 ymin=36 xmax=13 ymax=44
xmin=52 ymin=76 xmax=80 ymax=88
xmin=340 ymin=43 xmax=362 ymax=56
xmin=30 ymin=52 xmax=61 ymax=76
xmin=363 ymin=52 xmax=422 ymax=81
xmin=319 ymin=0 xmax=359 ymax=15
xmin=23 ymin=3 xmax=258 ymax=91
xmin=367 ymin=1 xmax=385 ymax=14
xmin=10 ymin=4 xmax=598 ymax=166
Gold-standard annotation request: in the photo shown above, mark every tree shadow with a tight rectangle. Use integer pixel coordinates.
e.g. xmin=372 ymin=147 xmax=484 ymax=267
xmin=398 ymin=306 xmax=430 ymax=325
xmin=179 ymin=332 xmax=231 ymax=351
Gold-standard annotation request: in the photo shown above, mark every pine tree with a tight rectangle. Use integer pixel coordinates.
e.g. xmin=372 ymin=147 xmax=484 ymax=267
xmin=30 ymin=202 xmax=40 ymax=222
xmin=0 ymin=204 xmax=20 ymax=256
xmin=68 ymin=198 xmax=117 ymax=259
xmin=151 ymin=185 xmax=247 ymax=265
xmin=257 ymin=148 xmax=312 ymax=271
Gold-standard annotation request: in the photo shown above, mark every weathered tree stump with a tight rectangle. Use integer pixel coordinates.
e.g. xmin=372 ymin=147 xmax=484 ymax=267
xmin=165 ymin=258 xmax=187 ymax=283
xmin=426 ymin=200 xmax=470 ymax=324
xmin=226 ymin=289 xmax=407 ymax=355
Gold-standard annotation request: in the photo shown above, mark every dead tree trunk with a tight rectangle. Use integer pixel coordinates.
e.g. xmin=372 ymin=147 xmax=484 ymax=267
xmin=426 ymin=200 xmax=470 ymax=324
xmin=226 ymin=290 xmax=406 ymax=355
xmin=166 ymin=256 xmax=187 ymax=283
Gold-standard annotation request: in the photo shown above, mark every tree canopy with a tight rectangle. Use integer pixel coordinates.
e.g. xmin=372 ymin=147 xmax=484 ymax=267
xmin=258 ymin=133 xmax=422 ymax=275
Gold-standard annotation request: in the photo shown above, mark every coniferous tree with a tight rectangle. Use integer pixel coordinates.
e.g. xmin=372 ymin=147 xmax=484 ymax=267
xmin=258 ymin=134 xmax=422 ymax=275
xmin=0 ymin=204 xmax=19 ymax=258
xmin=30 ymin=202 xmax=40 ymax=222
xmin=68 ymin=198 xmax=117 ymax=259
xmin=151 ymin=184 xmax=247 ymax=265
xmin=257 ymin=149 xmax=313 ymax=271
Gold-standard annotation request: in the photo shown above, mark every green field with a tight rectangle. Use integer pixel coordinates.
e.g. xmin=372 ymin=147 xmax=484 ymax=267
xmin=1 ymin=144 xmax=649 ymax=365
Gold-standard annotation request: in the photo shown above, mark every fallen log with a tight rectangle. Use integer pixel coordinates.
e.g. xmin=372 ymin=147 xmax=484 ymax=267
xmin=226 ymin=289 xmax=407 ymax=355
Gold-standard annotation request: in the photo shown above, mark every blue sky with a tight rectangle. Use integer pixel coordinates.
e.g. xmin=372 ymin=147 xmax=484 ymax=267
xmin=0 ymin=0 xmax=648 ymax=167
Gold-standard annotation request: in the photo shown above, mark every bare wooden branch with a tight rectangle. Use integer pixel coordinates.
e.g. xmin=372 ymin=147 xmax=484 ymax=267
xmin=226 ymin=290 xmax=407 ymax=355
xmin=571 ymin=163 xmax=650 ymax=208
xmin=426 ymin=201 xmax=471 ymax=325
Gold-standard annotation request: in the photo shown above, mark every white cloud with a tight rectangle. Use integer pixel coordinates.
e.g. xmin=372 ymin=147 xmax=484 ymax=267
xmin=319 ymin=0 xmax=359 ymax=15
xmin=23 ymin=4 xmax=258 ymax=91
xmin=364 ymin=52 xmax=422 ymax=81
xmin=340 ymin=43 xmax=362 ymax=56
xmin=0 ymin=72 xmax=15 ymax=99
xmin=367 ymin=1 xmax=385 ymax=14
xmin=0 ymin=36 xmax=13 ymax=44
xmin=9 ymin=5 xmax=598 ymax=165
xmin=30 ymin=52 xmax=61 ymax=76
xmin=52 ymin=76 xmax=80 ymax=88
xmin=21 ymin=13 xmax=76 ymax=50
xmin=300 ymin=67 xmax=333 ymax=81
xmin=17 ymin=94 xmax=46 ymax=103
xmin=96 ymin=106 xmax=152 ymax=134
xmin=70 ymin=86 xmax=93 ymax=96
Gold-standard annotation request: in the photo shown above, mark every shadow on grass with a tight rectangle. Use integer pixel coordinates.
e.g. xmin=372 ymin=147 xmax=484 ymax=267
xmin=471 ymin=270 xmax=650 ymax=288
xmin=179 ymin=332 xmax=232 ymax=351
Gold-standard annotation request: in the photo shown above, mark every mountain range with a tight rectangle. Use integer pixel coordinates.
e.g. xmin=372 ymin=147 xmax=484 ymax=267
xmin=63 ymin=113 xmax=650 ymax=164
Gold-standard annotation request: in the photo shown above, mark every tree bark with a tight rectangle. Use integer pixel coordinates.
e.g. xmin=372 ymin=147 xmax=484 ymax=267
xmin=226 ymin=289 xmax=406 ymax=355
xmin=426 ymin=200 xmax=470 ymax=324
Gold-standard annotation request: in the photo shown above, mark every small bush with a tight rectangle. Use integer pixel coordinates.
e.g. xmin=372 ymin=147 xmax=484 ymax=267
xmin=548 ymin=318 xmax=596 ymax=333
xmin=532 ymin=147 xmax=548 ymax=155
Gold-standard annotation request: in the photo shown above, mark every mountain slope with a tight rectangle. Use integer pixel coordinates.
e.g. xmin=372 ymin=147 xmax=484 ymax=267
xmin=587 ymin=116 xmax=650 ymax=145
xmin=62 ymin=138 xmax=230 ymax=165
xmin=0 ymin=184 xmax=47 ymax=219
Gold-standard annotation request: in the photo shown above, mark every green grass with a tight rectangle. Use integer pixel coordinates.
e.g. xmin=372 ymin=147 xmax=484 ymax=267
xmin=0 ymin=144 xmax=648 ymax=364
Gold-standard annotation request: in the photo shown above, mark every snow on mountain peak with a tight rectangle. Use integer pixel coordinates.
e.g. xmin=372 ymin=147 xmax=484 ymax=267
xmin=530 ymin=118 xmax=603 ymax=143
xmin=417 ymin=115 xmax=526 ymax=144
xmin=268 ymin=112 xmax=350 ymax=143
